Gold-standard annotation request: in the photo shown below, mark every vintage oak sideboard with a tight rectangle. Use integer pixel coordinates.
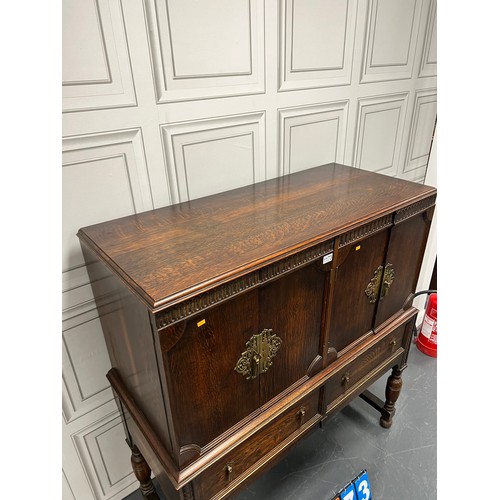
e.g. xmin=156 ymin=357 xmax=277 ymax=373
xmin=77 ymin=163 xmax=436 ymax=500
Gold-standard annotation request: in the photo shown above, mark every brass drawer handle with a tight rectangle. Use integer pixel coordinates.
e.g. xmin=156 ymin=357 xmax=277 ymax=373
xmin=234 ymin=329 xmax=282 ymax=380
xmin=297 ymin=406 xmax=306 ymax=425
xmin=389 ymin=338 xmax=397 ymax=351
xmin=341 ymin=373 xmax=350 ymax=388
xmin=226 ymin=464 xmax=233 ymax=482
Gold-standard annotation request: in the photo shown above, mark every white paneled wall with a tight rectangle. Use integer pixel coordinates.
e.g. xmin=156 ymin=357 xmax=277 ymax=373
xmin=278 ymin=101 xmax=349 ymax=174
xmin=161 ymin=112 xmax=266 ymax=203
xmin=62 ymin=0 xmax=137 ymax=112
xmin=62 ymin=1 xmax=437 ymax=498
xmin=279 ymin=0 xmax=357 ymax=91
xmin=146 ymin=0 xmax=266 ymax=102
xmin=360 ymin=0 xmax=424 ymax=83
xmin=353 ymin=92 xmax=409 ymax=175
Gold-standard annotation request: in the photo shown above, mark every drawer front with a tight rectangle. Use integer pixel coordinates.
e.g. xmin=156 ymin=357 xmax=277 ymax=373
xmin=324 ymin=322 xmax=408 ymax=409
xmin=196 ymin=391 xmax=320 ymax=499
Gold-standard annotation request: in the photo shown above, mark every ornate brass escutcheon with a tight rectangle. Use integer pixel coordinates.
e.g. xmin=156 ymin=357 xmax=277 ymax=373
xmin=380 ymin=263 xmax=395 ymax=300
xmin=365 ymin=265 xmax=384 ymax=303
xmin=365 ymin=263 xmax=395 ymax=303
xmin=234 ymin=329 xmax=282 ymax=380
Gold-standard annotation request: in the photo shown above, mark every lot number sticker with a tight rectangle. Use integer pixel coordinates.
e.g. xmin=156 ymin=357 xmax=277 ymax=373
xmin=336 ymin=470 xmax=372 ymax=500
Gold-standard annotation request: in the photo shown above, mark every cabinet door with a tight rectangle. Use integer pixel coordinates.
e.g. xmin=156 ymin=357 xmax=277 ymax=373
xmin=328 ymin=228 xmax=390 ymax=355
xmin=161 ymin=289 xmax=261 ymax=457
xmin=374 ymin=209 xmax=434 ymax=329
xmin=259 ymin=261 xmax=327 ymax=405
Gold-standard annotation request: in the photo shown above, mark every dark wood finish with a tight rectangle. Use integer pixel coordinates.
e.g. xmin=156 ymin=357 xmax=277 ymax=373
xmin=323 ymin=318 xmax=408 ymax=410
xmin=259 ymin=262 xmax=326 ymax=405
xmin=77 ymin=163 xmax=435 ymax=311
xmin=109 ymin=310 xmax=417 ymax=496
xmin=162 ymin=290 xmax=262 ymax=465
xmin=194 ymin=391 xmax=321 ymax=500
xmin=107 ymin=369 xmax=179 ymax=485
xmin=328 ymin=228 xmax=391 ymax=354
xmin=355 ymin=303 xmax=417 ymax=427
xmin=374 ymin=206 xmax=435 ymax=330
xmin=380 ymin=367 xmax=404 ymax=429
xmin=78 ymin=162 xmax=436 ymax=499
xmin=130 ymin=444 xmax=160 ymax=499
xmin=82 ymin=246 xmax=173 ymax=453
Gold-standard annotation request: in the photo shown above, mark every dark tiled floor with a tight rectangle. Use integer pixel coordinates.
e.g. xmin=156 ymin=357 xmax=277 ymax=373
xmin=124 ymin=342 xmax=437 ymax=500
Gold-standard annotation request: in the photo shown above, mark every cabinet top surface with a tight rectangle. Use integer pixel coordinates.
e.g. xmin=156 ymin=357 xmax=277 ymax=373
xmin=78 ymin=163 xmax=436 ymax=310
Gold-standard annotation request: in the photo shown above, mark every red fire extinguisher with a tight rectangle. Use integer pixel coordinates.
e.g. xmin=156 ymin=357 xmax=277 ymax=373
xmin=416 ymin=293 xmax=437 ymax=357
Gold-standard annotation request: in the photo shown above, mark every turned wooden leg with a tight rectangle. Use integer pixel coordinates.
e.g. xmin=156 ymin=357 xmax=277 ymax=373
xmin=130 ymin=444 xmax=160 ymax=499
xmin=379 ymin=367 xmax=403 ymax=429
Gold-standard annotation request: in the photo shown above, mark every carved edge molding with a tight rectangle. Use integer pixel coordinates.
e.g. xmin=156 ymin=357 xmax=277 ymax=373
xmin=338 ymin=214 xmax=393 ymax=248
xmin=394 ymin=195 xmax=436 ymax=224
xmin=156 ymin=272 xmax=260 ymax=330
xmin=155 ymin=240 xmax=333 ymax=329
xmin=260 ymin=241 xmax=332 ymax=281
xmin=154 ymin=198 xmax=433 ymax=330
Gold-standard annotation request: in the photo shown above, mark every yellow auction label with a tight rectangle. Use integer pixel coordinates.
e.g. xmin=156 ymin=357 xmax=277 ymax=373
xmin=197 ymin=319 xmax=206 ymax=327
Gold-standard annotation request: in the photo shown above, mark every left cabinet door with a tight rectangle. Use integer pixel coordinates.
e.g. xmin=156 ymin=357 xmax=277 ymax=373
xmin=159 ymin=289 xmax=261 ymax=460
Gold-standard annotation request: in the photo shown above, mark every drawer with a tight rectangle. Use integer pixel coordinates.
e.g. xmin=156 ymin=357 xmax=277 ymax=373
xmin=195 ymin=390 xmax=320 ymax=499
xmin=324 ymin=321 xmax=408 ymax=409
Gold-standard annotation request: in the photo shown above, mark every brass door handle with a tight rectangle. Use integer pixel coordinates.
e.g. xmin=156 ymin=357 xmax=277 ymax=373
xmin=380 ymin=263 xmax=395 ymax=301
xmin=235 ymin=329 xmax=282 ymax=380
xmin=365 ymin=263 xmax=395 ymax=303
xmin=365 ymin=265 xmax=383 ymax=303
xmin=251 ymin=354 xmax=261 ymax=379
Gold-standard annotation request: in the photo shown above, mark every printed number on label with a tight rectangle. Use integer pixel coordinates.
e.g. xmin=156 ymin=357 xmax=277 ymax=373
xmin=323 ymin=253 xmax=333 ymax=264
xmin=357 ymin=480 xmax=370 ymax=500
xmin=354 ymin=471 xmax=372 ymax=500
xmin=340 ymin=483 xmax=355 ymax=500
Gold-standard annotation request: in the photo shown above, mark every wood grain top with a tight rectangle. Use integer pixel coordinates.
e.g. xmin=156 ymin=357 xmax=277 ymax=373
xmin=77 ymin=163 xmax=436 ymax=310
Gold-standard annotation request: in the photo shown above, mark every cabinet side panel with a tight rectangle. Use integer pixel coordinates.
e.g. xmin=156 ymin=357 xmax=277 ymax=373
xmin=374 ymin=207 xmax=434 ymax=329
xmin=81 ymin=243 xmax=172 ymax=454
